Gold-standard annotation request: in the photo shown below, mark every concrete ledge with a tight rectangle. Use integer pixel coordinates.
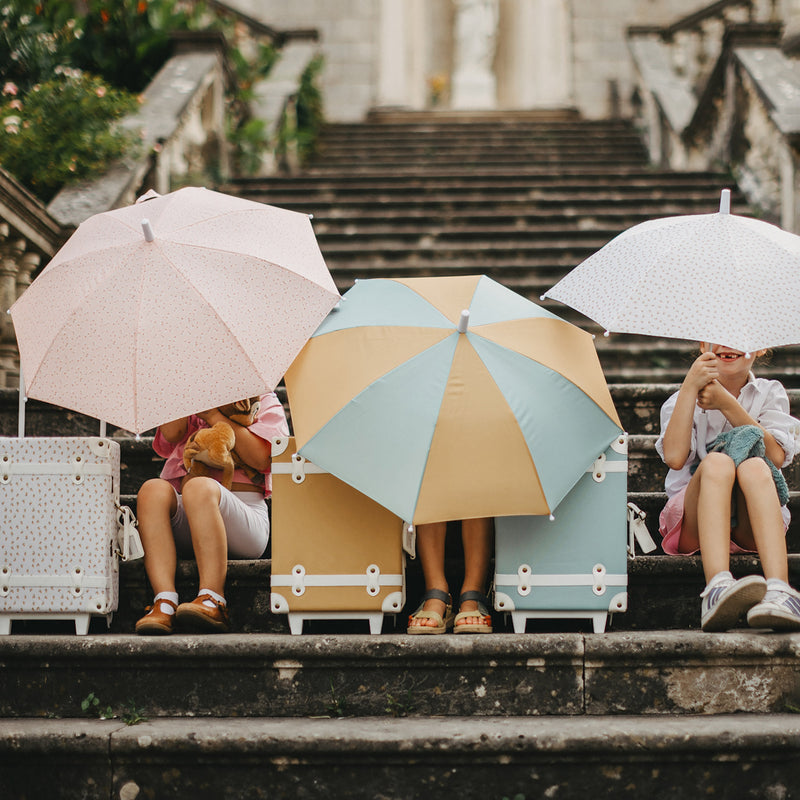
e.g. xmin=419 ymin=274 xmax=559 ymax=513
xmin=2 ymin=631 xmax=800 ymax=719
xmin=3 ymin=715 xmax=800 ymax=799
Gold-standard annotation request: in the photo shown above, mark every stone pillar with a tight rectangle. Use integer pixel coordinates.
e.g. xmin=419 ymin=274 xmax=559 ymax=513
xmin=376 ymin=0 xmax=429 ymax=110
xmin=0 ymin=227 xmax=38 ymax=388
xmin=501 ymin=0 xmax=572 ymax=109
xmin=451 ymin=0 xmax=499 ymax=110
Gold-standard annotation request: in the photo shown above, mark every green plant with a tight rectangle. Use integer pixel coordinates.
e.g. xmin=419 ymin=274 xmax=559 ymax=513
xmin=121 ymin=699 xmax=148 ymax=726
xmin=81 ymin=692 xmax=115 ymax=720
xmin=385 ymin=690 xmax=415 ymax=718
xmin=294 ymin=54 xmax=325 ymax=165
xmin=326 ymin=679 xmax=349 ymax=718
xmin=80 ymin=692 xmax=148 ymax=725
xmin=275 ymin=54 xmax=325 ymax=171
xmin=0 ymin=70 xmax=141 ymax=200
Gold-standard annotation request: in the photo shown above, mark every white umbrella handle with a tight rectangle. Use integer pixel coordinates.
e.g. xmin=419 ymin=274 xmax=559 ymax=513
xmin=18 ymin=364 xmax=25 ymax=438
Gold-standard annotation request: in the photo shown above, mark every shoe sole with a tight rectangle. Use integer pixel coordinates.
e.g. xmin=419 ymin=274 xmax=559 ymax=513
xmin=747 ymin=605 xmax=800 ymax=631
xmin=702 ymin=577 xmax=767 ymax=632
xmin=135 ymin=622 xmax=172 ymax=635
xmin=175 ymin=606 xmax=229 ymax=633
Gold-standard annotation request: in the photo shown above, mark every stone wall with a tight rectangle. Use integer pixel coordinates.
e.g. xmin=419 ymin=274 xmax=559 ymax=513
xmin=224 ymin=0 xmax=739 ymax=121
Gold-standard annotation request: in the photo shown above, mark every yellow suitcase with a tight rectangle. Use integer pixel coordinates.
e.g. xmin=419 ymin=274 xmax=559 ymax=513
xmin=269 ymin=437 xmax=406 ymax=634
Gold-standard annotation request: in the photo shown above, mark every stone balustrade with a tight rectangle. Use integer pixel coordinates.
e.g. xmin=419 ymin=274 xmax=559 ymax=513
xmin=628 ymin=0 xmax=800 ymax=232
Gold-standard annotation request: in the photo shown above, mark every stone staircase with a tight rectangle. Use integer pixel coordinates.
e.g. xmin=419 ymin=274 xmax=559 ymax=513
xmin=3 ymin=111 xmax=800 ymax=798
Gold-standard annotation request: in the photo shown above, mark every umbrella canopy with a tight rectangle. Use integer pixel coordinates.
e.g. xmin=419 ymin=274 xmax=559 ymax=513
xmin=285 ymin=275 xmax=622 ymax=524
xmin=542 ymin=189 xmax=800 ymax=354
xmin=10 ymin=187 xmax=340 ymax=434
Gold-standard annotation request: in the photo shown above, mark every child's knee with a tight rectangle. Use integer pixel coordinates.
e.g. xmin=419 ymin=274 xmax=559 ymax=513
xmin=181 ymin=476 xmax=221 ymax=507
xmin=137 ymin=478 xmax=173 ymax=510
xmin=736 ymin=457 xmax=773 ymax=486
xmin=699 ymin=451 xmax=736 ymax=482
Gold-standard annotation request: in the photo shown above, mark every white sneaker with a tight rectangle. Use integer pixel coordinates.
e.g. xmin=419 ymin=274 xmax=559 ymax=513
xmin=701 ymin=574 xmax=767 ymax=632
xmin=747 ymin=587 xmax=800 ymax=631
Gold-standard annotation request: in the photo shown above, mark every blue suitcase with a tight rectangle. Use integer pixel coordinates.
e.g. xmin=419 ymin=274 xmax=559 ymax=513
xmin=493 ymin=433 xmax=629 ymax=633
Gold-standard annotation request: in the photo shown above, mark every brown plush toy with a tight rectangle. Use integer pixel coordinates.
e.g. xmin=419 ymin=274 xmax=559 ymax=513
xmin=182 ymin=397 xmax=261 ymax=489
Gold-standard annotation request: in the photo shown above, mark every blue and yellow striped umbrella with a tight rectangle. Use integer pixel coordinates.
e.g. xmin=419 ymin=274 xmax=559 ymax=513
xmin=285 ymin=275 xmax=622 ymax=524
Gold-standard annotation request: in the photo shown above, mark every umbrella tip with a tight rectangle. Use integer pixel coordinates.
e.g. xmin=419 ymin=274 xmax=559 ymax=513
xmin=719 ymin=189 xmax=731 ymax=214
xmin=603 ymin=330 xmax=610 ymax=338
xmin=457 ymin=309 xmax=470 ymax=333
xmin=549 ymin=514 xmax=555 ymax=522
xmin=141 ymin=219 xmax=154 ymax=242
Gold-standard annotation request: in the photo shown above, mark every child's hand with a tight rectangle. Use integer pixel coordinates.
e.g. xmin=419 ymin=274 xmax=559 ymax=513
xmin=696 ymin=379 xmax=734 ymax=412
xmin=684 ymin=351 xmax=719 ymax=394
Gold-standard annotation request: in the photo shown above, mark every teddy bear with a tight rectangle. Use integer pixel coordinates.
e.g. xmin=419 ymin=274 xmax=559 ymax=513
xmin=182 ymin=397 xmax=261 ymax=490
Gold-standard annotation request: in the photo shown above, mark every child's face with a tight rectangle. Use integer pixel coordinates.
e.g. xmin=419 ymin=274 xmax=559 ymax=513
xmin=700 ymin=343 xmax=761 ymax=375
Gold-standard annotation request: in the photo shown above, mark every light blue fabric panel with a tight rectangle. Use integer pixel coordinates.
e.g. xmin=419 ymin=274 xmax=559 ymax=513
xmin=468 ymin=275 xmax=561 ymax=327
xmin=311 ymin=279 xmax=454 ymax=336
xmin=299 ymin=333 xmax=459 ymax=521
xmin=468 ymin=332 xmax=622 ymax=509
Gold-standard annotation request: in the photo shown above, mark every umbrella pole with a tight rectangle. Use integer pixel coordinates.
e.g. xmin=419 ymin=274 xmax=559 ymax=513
xmin=17 ymin=364 xmax=25 ymax=438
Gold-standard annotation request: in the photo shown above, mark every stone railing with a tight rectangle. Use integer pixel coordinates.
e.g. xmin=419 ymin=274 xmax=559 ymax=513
xmin=627 ymin=0 xmax=800 ymax=232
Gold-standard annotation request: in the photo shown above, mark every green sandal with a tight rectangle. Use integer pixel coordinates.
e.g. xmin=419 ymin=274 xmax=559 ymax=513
xmin=407 ymin=588 xmax=454 ymax=634
xmin=454 ymin=591 xmax=493 ymax=634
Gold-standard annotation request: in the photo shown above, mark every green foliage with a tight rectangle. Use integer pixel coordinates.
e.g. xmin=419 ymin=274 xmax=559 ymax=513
xmin=275 ymin=54 xmax=325 ymax=171
xmin=0 ymin=2 xmax=79 ymax=92
xmin=81 ymin=692 xmax=148 ymax=726
xmin=294 ymin=54 xmax=325 ymax=164
xmin=68 ymin=0 xmax=210 ymax=93
xmin=0 ymin=70 xmax=140 ymax=201
xmin=81 ymin=692 xmax=115 ymax=720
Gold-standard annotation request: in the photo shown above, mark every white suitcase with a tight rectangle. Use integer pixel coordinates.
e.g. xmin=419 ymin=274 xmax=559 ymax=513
xmin=0 ymin=436 xmax=141 ymax=635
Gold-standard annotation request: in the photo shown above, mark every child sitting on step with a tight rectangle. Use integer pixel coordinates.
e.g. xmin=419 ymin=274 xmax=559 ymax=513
xmin=407 ymin=517 xmax=493 ymax=634
xmin=134 ymin=393 xmax=289 ymax=635
xmin=656 ymin=343 xmax=800 ymax=632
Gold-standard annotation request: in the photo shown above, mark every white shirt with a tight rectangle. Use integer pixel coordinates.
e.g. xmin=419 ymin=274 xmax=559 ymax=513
xmin=655 ymin=375 xmax=800 ymax=517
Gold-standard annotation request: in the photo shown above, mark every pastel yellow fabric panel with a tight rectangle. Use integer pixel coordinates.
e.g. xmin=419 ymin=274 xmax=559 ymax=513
xmin=473 ymin=317 xmax=621 ymax=426
xmin=286 ymin=326 xmax=452 ymax=446
xmin=413 ymin=337 xmax=549 ymax=523
xmin=393 ymin=275 xmax=481 ymax=325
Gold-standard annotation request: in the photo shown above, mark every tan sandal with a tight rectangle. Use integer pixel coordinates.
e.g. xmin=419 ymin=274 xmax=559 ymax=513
xmin=454 ymin=591 xmax=493 ymax=634
xmin=407 ymin=588 xmax=454 ymax=634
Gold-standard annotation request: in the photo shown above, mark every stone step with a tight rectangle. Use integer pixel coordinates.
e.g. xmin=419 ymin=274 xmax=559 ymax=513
xmin=103 ymin=552 xmax=800 ymax=636
xmin=3 ymin=629 xmax=800 ymax=719
xmin=4 ymin=713 xmax=799 ymax=800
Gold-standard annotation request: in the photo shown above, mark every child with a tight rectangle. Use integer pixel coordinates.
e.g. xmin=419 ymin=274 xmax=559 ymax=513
xmin=656 ymin=343 xmax=800 ymax=632
xmin=134 ymin=393 xmax=289 ymax=635
xmin=407 ymin=517 xmax=493 ymax=634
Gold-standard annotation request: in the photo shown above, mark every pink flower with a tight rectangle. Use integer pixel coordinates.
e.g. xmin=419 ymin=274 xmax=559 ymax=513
xmin=2 ymin=82 xmax=18 ymax=96
xmin=8 ymin=99 xmax=22 ymax=110
xmin=95 ymin=86 xmax=106 ymax=98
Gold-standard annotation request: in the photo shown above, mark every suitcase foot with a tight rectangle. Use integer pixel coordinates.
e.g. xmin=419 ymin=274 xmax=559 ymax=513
xmin=509 ymin=610 xmax=609 ymax=633
xmin=287 ymin=611 xmax=386 ymax=635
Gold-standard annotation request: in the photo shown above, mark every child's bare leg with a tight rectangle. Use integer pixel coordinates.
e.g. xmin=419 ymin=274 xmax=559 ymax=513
xmin=733 ymin=458 xmax=788 ymax=582
xmin=408 ymin=521 xmax=449 ymax=629
xmin=457 ymin=517 xmax=492 ymax=623
xmin=181 ymin=477 xmax=228 ymax=596
xmin=683 ymin=452 xmax=736 ymax=582
xmin=136 ymin=478 xmax=179 ymax=595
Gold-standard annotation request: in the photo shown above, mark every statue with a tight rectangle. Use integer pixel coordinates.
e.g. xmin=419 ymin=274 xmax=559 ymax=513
xmin=451 ymin=0 xmax=499 ymax=109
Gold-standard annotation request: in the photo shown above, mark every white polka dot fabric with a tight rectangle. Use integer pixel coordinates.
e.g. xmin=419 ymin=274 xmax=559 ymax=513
xmin=9 ymin=187 xmax=341 ymax=434
xmin=544 ymin=209 xmax=800 ymax=354
xmin=0 ymin=437 xmax=120 ymax=626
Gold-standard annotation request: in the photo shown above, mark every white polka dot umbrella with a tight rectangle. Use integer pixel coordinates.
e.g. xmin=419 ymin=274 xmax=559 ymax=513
xmin=9 ymin=187 xmax=340 ymax=434
xmin=543 ymin=189 xmax=800 ymax=354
